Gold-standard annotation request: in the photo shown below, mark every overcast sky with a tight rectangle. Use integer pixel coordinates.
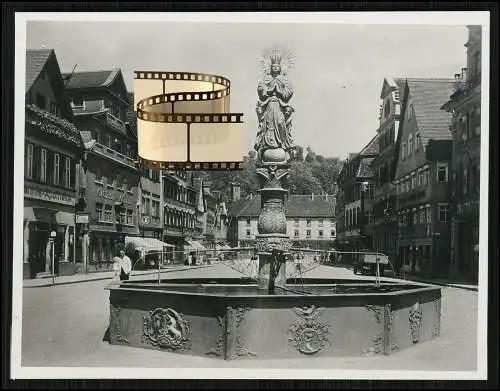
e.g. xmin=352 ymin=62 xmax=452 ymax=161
xmin=26 ymin=21 xmax=468 ymax=159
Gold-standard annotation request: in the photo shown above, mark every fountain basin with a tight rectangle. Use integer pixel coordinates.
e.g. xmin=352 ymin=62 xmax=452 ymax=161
xmin=106 ymin=278 xmax=441 ymax=360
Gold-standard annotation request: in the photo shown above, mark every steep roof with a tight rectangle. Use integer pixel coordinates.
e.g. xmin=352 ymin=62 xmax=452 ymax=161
xmin=228 ymin=194 xmax=336 ymax=218
xmin=394 ymin=78 xmax=407 ymax=96
xmin=359 ymin=133 xmax=380 ymax=156
xmin=26 ymin=49 xmax=53 ymax=93
xmin=63 ymin=68 xmax=121 ymax=89
xmin=405 ymin=78 xmax=456 ymax=145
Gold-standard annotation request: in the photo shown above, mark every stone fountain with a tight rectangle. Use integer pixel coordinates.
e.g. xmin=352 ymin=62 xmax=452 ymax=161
xmin=106 ymin=46 xmax=442 ymax=360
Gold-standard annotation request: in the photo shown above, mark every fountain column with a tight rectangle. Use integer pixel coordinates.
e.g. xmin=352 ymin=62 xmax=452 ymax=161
xmin=255 ymin=161 xmax=291 ymax=292
xmin=253 ymin=45 xmax=296 ymax=293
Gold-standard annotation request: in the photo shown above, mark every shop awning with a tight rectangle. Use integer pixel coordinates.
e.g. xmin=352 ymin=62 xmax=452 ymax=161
xmin=216 ymin=244 xmax=232 ymax=250
xmin=125 ymin=236 xmax=174 ymax=253
xmin=184 ymin=239 xmax=206 ymax=251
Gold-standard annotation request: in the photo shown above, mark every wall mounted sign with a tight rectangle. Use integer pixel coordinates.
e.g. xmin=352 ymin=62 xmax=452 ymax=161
xmin=97 ymin=189 xmax=130 ymax=204
xmin=25 ymin=184 xmax=75 ymax=206
xmin=76 ymin=214 xmax=89 ymax=224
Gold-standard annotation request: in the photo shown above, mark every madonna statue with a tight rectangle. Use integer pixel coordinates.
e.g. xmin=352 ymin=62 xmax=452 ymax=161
xmin=254 ymin=46 xmax=296 ymax=162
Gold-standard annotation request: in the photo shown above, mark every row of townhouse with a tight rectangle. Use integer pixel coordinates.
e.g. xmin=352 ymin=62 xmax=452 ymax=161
xmin=23 ymin=49 xmax=228 ymax=278
xmin=227 ymin=183 xmax=337 ymax=250
xmin=335 ymin=26 xmax=482 ymax=281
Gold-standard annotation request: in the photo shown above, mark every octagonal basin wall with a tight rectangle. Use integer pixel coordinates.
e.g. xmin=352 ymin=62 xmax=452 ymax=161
xmin=106 ymin=280 xmax=441 ymax=360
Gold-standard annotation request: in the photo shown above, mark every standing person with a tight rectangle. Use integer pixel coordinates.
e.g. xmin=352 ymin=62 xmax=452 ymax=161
xmin=187 ymin=252 xmax=193 ymax=266
xmin=119 ymin=250 xmax=132 ymax=281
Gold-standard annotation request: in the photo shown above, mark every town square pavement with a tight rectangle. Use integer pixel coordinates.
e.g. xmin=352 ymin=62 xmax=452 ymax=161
xmin=21 ymin=264 xmax=478 ymax=372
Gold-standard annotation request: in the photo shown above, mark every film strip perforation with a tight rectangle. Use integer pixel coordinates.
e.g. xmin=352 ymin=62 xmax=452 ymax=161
xmin=134 ymin=71 xmax=231 ymax=87
xmin=138 ymin=157 xmax=241 ymax=171
xmin=137 ymin=110 xmax=243 ymax=124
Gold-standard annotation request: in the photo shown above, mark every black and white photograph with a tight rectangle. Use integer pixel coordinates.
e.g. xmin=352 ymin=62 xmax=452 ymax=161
xmin=10 ymin=11 xmax=490 ymax=380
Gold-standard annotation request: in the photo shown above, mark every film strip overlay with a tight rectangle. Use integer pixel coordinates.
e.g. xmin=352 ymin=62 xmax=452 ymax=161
xmin=134 ymin=71 xmax=244 ymax=171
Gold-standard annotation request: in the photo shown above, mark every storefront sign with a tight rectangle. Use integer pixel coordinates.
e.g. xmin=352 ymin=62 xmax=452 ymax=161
xmin=76 ymin=214 xmax=89 ymax=224
xmin=97 ymin=189 xmax=129 ymax=204
xmin=25 ymin=184 xmax=75 ymax=206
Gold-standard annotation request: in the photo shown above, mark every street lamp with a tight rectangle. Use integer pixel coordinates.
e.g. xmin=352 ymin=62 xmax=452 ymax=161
xmin=50 ymin=230 xmax=56 ymax=284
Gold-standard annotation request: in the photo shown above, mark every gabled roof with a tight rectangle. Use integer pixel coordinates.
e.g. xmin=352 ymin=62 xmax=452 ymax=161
xmin=228 ymin=195 xmax=336 ymax=218
xmin=63 ymin=68 xmax=121 ymax=89
xmin=406 ymin=78 xmax=456 ymax=145
xmin=394 ymin=78 xmax=407 ymax=96
xmin=26 ymin=49 xmax=53 ymax=93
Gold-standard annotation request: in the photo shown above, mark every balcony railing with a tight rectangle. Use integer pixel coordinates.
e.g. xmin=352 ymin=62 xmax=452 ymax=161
xmin=106 ymin=111 xmax=126 ymax=132
xmin=93 ymin=142 xmax=136 ymax=168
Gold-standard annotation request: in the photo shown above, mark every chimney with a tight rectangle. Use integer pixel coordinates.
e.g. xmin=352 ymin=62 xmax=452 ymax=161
xmin=231 ymin=182 xmax=241 ymax=202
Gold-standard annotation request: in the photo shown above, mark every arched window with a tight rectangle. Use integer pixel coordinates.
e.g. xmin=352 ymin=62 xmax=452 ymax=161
xmin=408 ymin=135 xmax=413 ymax=156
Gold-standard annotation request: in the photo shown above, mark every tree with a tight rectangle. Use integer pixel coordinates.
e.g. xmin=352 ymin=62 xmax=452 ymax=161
xmin=288 ymin=161 xmax=324 ymax=195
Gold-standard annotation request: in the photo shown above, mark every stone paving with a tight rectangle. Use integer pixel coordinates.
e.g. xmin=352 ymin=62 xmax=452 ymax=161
xmin=20 ymin=264 xmax=479 ymax=372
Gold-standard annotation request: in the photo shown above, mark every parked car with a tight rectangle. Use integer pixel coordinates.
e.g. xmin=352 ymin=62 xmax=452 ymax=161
xmin=353 ymin=250 xmax=390 ymax=276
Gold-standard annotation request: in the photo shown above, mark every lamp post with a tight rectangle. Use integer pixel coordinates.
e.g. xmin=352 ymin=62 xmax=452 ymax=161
xmin=50 ymin=230 xmax=56 ymax=284
xmin=159 ymin=169 xmax=165 ymax=285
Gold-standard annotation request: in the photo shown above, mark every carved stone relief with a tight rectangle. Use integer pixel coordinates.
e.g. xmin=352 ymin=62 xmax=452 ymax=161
xmin=289 ymin=305 xmax=331 ymax=355
xmin=110 ymin=302 xmax=129 ymax=345
xmin=409 ymin=301 xmax=423 ymax=344
xmin=228 ymin=306 xmax=257 ymax=358
xmin=206 ymin=306 xmax=257 ymax=359
xmin=361 ymin=305 xmax=382 ymax=355
xmin=205 ymin=314 xmax=224 ymax=357
xmin=143 ymin=308 xmax=191 ymax=351
xmin=432 ymin=298 xmax=441 ymax=338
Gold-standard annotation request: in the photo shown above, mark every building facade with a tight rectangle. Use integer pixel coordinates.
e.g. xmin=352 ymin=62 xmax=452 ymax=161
xmin=441 ymin=26 xmax=482 ymax=282
xmin=163 ymin=171 xmax=199 ymax=261
xmin=394 ymin=78 xmax=456 ymax=278
xmin=64 ymin=68 xmax=140 ymax=271
xmin=335 ymin=136 xmax=378 ymax=263
xmin=24 ymin=49 xmax=84 ymax=278
xmin=368 ymin=78 xmax=406 ymax=262
xmin=227 ymin=189 xmax=336 ymax=250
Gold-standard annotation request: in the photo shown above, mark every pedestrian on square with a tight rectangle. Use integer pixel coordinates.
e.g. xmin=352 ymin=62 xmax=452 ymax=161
xmin=118 ymin=250 xmax=132 ymax=281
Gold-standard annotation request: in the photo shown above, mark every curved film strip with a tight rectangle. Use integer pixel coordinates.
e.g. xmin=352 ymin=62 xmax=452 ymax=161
xmin=134 ymin=71 xmax=245 ymax=171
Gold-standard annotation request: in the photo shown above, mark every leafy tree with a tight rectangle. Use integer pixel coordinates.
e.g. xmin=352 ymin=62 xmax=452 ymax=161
xmin=197 ymin=147 xmax=344 ymax=201
xmin=288 ymin=161 xmax=324 ymax=195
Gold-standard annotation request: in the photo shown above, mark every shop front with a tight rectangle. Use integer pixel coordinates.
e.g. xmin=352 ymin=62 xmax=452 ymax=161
xmin=24 ymin=185 xmax=77 ymax=279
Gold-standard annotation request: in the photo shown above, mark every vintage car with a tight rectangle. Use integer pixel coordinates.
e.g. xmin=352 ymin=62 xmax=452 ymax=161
xmin=353 ymin=250 xmax=390 ymax=276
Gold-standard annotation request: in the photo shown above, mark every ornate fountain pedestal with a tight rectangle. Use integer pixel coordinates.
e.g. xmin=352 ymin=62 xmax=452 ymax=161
xmin=254 ymin=155 xmax=292 ymax=293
